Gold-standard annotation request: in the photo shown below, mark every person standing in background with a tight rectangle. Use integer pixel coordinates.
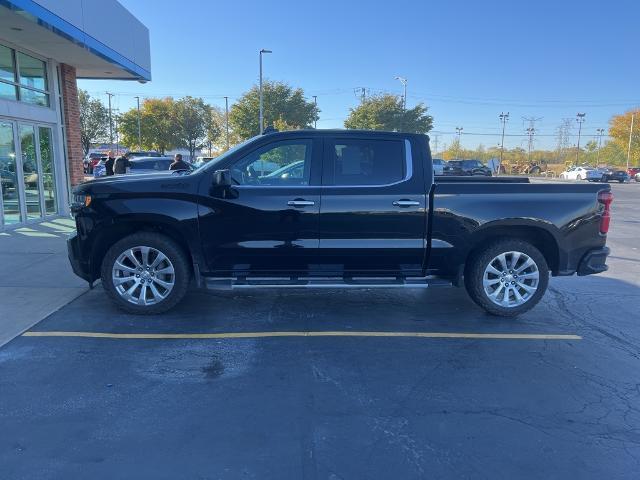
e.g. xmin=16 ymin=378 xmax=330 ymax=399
xmin=104 ymin=151 xmax=116 ymax=176
xmin=169 ymin=153 xmax=190 ymax=171
xmin=113 ymin=155 xmax=131 ymax=175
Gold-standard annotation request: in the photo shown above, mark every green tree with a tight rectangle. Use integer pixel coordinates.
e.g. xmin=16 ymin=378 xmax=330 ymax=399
xmin=608 ymin=108 xmax=640 ymax=165
xmin=344 ymin=94 xmax=433 ymax=133
xmin=174 ymin=96 xmax=210 ymax=160
xmin=229 ymin=81 xmax=319 ymax=139
xmin=119 ymin=98 xmax=180 ymax=154
xmin=78 ymin=89 xmax=109 ymax=155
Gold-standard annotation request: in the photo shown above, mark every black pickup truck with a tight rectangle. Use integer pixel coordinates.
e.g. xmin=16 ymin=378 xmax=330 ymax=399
xmin=68 ymin=130 xmax=612 ymax=317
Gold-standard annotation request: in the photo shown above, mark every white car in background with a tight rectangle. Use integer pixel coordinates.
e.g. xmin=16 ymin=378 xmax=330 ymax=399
xmin=559 ymin=166 xmax=594 ymax=180
xmin=433 ymin=158 xmax=447 ymax=176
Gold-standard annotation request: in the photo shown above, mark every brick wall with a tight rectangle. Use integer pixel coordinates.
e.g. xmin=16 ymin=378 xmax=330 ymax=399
xmin=59 ymin=64 xmax=84 ymax=186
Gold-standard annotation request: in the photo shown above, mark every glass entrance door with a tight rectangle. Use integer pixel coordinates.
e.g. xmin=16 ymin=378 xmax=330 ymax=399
xmin=0 ymin=120 xmax=58 ymax=227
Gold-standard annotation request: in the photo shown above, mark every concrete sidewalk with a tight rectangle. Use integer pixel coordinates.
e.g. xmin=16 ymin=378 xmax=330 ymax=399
xmin=0 ymin=218 xmax=88 ymax=347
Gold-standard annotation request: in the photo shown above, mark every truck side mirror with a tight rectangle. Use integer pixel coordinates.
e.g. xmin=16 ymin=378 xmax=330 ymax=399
xmin=213 ymin=169 xmax=232 ymax=187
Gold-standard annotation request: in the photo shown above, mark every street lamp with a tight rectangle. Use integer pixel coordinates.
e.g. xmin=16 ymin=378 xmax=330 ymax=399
xmin=596 ymin=128 xmax=605 ymax=166
xmin=259 ymin=49 xmax=272 ymax=134
xmin=134 ymin=96 xmax=141 ymax=151
xmin=498 ymin=112 xmax=509 ymax=173
xmin=575 ymin=113 xmax=586 ymax=164
xmin=394 ymin=76 xmax=407 ymax=111
xmin=312 ymin=95 xmax=318 ymax=128
xmin=455 ymin=127 xmax=463 ymax=159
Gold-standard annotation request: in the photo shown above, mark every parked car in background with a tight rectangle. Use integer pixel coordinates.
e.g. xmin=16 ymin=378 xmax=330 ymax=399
xmin=125 ymin=151 xmax=162 ymax=159
xmin=598 ymin=169 xmax=630 ymax=183
xmin=128 ymin=157 xmax=194 ymax=175
xmin=586 ymin=168 xmax=607 ymax=182
xmin=443 ymin=159 xmax=492 ymax=176
xmin=559 ymin=166 xmax=594 ymax=180
xmin=432 ymin=158 xmax=447 ymax=176
xmin=84 ymin=152 xmax=106 ymax=174
xmin=627 ymin=166 xmax=640 ymax=180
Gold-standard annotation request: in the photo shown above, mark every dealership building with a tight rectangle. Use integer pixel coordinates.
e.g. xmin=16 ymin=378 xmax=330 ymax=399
xmin=0 ymin=0 xmax=150 ymax=228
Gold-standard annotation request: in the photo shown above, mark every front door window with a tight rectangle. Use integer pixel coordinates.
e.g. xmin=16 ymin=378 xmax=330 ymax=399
xmin=19 ymin=124 xmax=42 ymax=220
xmin=39 ymin=126 xmax=56 ymax=215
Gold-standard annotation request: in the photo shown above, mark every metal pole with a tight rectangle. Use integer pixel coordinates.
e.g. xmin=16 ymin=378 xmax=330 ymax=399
xmin=575 ymin=113 xmax=586 ymax=164
xmin=627 ymin=113 xmax=635 ymax=171
xmin=394 ymin=76 xmax=407 ymax=111
xmin=499 ymin=112 xmax=509 ymax=174
xmin=259 ymin=49 xmax=272 ymax=134
xmin=596 ymin=128 xmax=604 ymax=166
xmin=224 ymin=96 xmax=229 ymax=150
xmin=135 ymin=96 xmax=141 ymax=150
xmin=455 ymin=127 xmax=463 ymax=159
xmin=312 ymin=95 xmax=317 ymax=128
xmin=106 ymin=92 xmax=114 ymax=150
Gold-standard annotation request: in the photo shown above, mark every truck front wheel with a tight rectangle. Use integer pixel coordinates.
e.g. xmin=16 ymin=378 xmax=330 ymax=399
xmin=464 ymin=240 xmax=549 ymax=317
xmin=101 ymin=232 xmax=191 ymax=315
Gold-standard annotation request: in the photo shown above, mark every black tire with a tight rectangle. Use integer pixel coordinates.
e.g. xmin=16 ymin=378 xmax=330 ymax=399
xmin=101 ymin=232 xmax=191 ymax=314
xmin=464 ymin=239 xmax=549 ymax=317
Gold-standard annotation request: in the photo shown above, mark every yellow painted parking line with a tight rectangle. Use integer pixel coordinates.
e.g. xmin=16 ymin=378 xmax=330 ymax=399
xmin=22 ymin=331 xmax=582 ymax=340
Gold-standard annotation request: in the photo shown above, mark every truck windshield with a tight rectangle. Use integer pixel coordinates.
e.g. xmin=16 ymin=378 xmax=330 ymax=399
xmin=194 ymin=136 xmax=259 ymax=172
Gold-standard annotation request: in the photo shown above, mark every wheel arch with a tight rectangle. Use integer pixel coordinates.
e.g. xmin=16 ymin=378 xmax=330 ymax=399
xmin=464 ymin=222 xmax=561 ymax=275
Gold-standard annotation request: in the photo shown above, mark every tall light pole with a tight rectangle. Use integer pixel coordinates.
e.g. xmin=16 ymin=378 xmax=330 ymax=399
xmin=312 ymin=95 xmax=318 ymax=128
xmin=395 ymin=76 xmax=407 ymax=111
xmin=596 ymin=128 xmax=605 ymax=166
xmin=224 ymin=96 xmax=230 ymax=150
xmin=259 ymin=49 xmax=272 ymax=134
xmin=526 ymin=127 xmax=535 ymax=163
xmin=455 ymin=127 xmax=463 ymax=159
xmin=105 ymin=91 xmax=114 ymax=150
xmin=498 ymin=112 xmax=509 ymax=173
xmin=134 ymin=96 xmax=141 ymax=150
xmin=627 ymin=113 xmax=635 ymax=171
xmin=575 ymin=113 xmax=586 ymax=164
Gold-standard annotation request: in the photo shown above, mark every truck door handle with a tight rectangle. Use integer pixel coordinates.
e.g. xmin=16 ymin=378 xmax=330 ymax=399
xmin=287 ymin=200 xmax=315 ymax=207
xmin=393 ymin=200 xmax=420 ymax=207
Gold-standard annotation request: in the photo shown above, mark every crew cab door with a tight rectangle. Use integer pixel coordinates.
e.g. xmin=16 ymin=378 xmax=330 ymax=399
xmin=198 ymin=137 xmax=322 ymax=275
xmin=317 ymin=135 xmax=427 ymax=275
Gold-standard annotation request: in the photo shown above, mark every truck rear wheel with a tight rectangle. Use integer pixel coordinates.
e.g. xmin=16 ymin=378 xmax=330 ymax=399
xmin=101 ymin=232 xmax=190 ymax=315
xmin=464 ymin=240 xmax=549 ymax=317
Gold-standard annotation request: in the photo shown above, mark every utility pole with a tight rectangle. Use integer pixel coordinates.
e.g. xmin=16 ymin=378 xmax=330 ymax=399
xmin=312 ymin=95 xmax=318 ymax=128
xmin=113 ymin=108 xmax=120 ymax=155
xmin=575 ymin=113 xmax=586 ymax=164
xmin=134 ymin=96 xmax=141 ymax=151
xmin=224 ymin=96 xmax=229 ymax=150
xmin=596 ymin=128 xmax=605 ymax=166
xmin=455 ymin=127 xmax=463 ymax=159
xmin=432 ymin=134 xmax=439 ymax=156
xmin=627 ymin=113 xmax=635 ymax=171
xmin=105 ymin=91 xmax=114 ymax=151
xmin=259 ymin=49 xmax=272 ymax=134
xmin=525 ymin=127 xmax=535 ymax=163
xmin=395 ymin=76 xmax=407 ymax=111
xmin=498 ymin=112 xmax=509 ymax=172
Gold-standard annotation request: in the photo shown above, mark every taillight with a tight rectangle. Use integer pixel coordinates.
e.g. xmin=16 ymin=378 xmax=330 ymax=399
xmin=598 ymin=190 xmax=614 ymax=234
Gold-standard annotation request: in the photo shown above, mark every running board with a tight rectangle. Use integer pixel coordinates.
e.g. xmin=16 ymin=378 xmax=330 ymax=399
xmin=202 ymin=276 xmax=452 ymax=290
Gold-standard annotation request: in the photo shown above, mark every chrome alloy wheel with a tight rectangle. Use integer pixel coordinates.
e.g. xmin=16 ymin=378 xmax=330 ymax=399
xmin=111 ymin=246 xmax=175 ymax=306
xmin=482 ymin=251 xmax=540 ymax=308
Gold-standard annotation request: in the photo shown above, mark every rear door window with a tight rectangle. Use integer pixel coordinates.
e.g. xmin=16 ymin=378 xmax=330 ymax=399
xmin=324 ymin=138 xmax=405 ymax=186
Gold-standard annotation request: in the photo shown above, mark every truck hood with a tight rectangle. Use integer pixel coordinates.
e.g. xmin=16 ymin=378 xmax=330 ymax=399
xmin=73 ymin=171 xmax=194 ymax=195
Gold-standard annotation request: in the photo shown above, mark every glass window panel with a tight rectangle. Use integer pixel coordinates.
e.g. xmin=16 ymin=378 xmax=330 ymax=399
xmin=0 ymin=80 xmax=17 ymax=101
xmin=328 ymin=139 xmax=405 ymax=186
xmin=232 ymin=140 xmax=312 ymax=186
xmin=39 ymin=127 xmax=56 ymax=214
xmin=0 ymin=122 xmax=21 ymax=225
xmin=17 ymin=52 xmax=47 ymax=91
xmin=20 ymin=88 xmax=49 ymax=107
xmin=0 ymin=45 xmax=15 ymax=83
xmin=19 ymin=124 xmax=42 ymax=220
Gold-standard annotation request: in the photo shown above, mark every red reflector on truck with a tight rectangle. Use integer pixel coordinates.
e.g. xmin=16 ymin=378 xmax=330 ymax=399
xmin=598 ymin=190 xmax=613 ymax=234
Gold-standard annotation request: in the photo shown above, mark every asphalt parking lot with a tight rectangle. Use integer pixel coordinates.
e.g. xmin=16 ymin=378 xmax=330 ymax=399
xmin=1 ymin=182 xmax=639 ymax=479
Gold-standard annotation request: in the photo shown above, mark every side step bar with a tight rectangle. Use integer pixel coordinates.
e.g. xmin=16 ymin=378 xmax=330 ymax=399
xmin=202 ymin=276 xmax=452 ymax=290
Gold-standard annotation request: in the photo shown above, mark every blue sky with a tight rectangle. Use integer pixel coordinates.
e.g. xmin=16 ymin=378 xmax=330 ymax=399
xmin=80 ymin=0 xmax=639 ymax=151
